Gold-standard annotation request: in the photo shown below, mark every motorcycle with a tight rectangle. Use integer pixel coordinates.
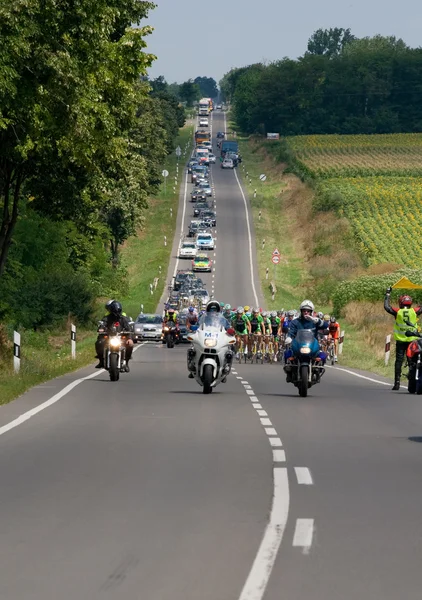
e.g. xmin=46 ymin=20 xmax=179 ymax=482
xmin=163 ymin=321 xmax=179 ymax=348
xmin=405 ymin=328 xmax=422 ymax=394
xmin=102 ymin=325 xmax=130 ymax=381
xmin=283 ymin=330 xmax=326 ymax=397
xmin=187 ymin=315 xmax=235 ymax=394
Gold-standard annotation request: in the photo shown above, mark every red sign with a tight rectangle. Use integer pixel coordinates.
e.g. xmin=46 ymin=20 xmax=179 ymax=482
xmin=272 ymin=248 xmax=280 ymax=257
xmin=272 ymin=255 xmax=280 ymax=265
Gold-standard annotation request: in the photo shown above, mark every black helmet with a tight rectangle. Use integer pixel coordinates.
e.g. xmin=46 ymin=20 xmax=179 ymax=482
xmin=109 ymin=300 xmax=122 ymax=317
xmin=105 ymin=299 xmax=116 ymax=312
xmin=206 ymin=300 xmax=221 ymax=313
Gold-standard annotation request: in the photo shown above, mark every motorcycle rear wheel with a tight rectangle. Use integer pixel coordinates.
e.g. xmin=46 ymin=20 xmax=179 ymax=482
xmin=202 ymin=364 xmax=213 ymax=394
xmin=299 ymin=365 xmax=308 ymax=397
xmin=167 ymin=334 xmax=174 ymax=348
xmin=109 ymin=354 xmax=120 ymax=381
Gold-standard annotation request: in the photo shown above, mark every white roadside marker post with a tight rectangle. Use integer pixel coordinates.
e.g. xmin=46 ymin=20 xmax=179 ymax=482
xmin=13 ymin=331 xmax=21 ymax=374
xmin=385 ymin=334 xmax=391 ymax=365
xmin=71 ymin=324 xmax=76 ymax=359
xmin=339 ymin=330 xmax=345 ymax=356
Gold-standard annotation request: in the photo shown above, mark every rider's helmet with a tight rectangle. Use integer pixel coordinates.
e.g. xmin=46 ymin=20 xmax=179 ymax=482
xmin=317 ymin=312 xmax=324 ymax=319
xmin=108 ymin=300 xmax=122 ymax=318
xmin=287 ymin=309 xmax=295 ymax=319
xmin=168 ymin=308 xmax=175 ymax=315
xmin=330 ymin=315 xmax=337 ymax=323
xmin=324 ymin=314 xmax=330 ymax=321
xmin=262 ymin=311 xmax=268 ymax=318
xmin=277 ymin=310 xmax=283 ymax=317
xmin=270 ymin=311 xmax=277 ymax=318
xmin=399 ymin=294 xmax=413 ymax=308
xmin=252 ymin=307 xmax=259 ymax=315
xmin=188 ymin=306 xmax=195 ymax=313
xmin=206 ymin=300 xmax=221 ymax=313
xmin=299 ymin=299 xmax=314 ymax=316
xmin=244 ymin=305 xmax=250 ymax=313
xmin=224 ymin=303 xmax=232 ymax=311
xmin=105 ymin=299 xmax=116 ymax=313
xmin=237 ymin=306 xmax=244 ymax=314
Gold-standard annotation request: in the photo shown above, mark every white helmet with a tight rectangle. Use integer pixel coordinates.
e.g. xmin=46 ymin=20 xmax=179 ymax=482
xmin=299 ymin=299 xmax=314 ymax=312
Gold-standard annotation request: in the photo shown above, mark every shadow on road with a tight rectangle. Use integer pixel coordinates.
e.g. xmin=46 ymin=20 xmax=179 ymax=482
xmin=408 ymin=436 xmax=422 ymax=443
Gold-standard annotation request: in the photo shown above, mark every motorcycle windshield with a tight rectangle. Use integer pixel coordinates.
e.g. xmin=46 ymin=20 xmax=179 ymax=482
xmin=295 ymin=329 xmax=315 ymax=346
xmin=198 ymin=314 xmax=229 ymax=330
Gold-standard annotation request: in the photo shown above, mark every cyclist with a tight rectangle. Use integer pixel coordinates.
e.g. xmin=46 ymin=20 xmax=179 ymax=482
xmin=248 ymin=307 xmax=265 ymax=335
xmin=244 ymin=305 xmax=252 ymax=318
xmin=231 ymin=306 xmax=251 ymax=357
xmin=328 ymin=316 xmax=341 ymax=361
xmin=223 ymin=303 xmax=233 ymax=321
xmin=282 ymin=310 xmax=295 ymax=335
xmin=186 ymin=306 xmax=198 ymax=331
xmin=269 ymin=310 xmax=282 ymax=359
xmin=262 ymin=311 xmax=272 ymax=335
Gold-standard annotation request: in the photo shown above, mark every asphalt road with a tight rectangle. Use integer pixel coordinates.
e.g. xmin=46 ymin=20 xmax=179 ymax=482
xmin=1 ymin=109 xmax=422 ymax=599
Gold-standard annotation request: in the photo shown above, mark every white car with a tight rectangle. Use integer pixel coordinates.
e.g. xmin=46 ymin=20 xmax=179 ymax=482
xmin=179 ymin=241 xmax=198 ymax=259
xmin=216 ymin=104 xmax=222 ymax=110
xmin=195 ymin=232 xmax=215 ymax=250
xmin=221 ymin=158 xmax=234 ymax=169
xmin=208 ymin=153 xmax=216 ymax=164
xmin=199 ymin=118 xmax=209 ymax=127
xmin=201 ymin=141 xmax=213 ymax=151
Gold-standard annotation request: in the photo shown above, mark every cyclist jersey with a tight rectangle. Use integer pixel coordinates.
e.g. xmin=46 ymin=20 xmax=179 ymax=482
xmin=263 ymin=318 xmax=271 ymax=334
xmin=231 ymin=314 xmax=249 ymax=334
xmin=187 ymin=313 xmax=198 ymax=324
xmin=248 ymin=314 xmax=263 ymax=333
xmin=328 ymin=322 xmax=340 ymax=339
xmin=282 ymin=317 xmax=293 ymax=332
xmin=270 ymin=317 xmax=281 ymax=335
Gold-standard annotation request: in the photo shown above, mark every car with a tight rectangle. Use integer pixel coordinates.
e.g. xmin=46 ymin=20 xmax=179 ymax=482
xmin=196 ymin=182 xmax=212 ymax=197
xmin=195 ymin=232 xmax=215 ymax=250
xmin=188 ymin=220 xmax=206 ymax=237
xmin=216 ymin=131 xmax=225 ymax=139
xmin=208 ymin=153 xmax=216 ymax=164
xmin=191 ymin=189 xmax=207 ymax=202
xmin=221 ymin=158 xmax=234 ymax=169
xmin=201 ymin=141 xmax=213 ymax=151
xmin=216 ymin=104 xmax=222 ymax=110
xmin=191 ymin=165 xmax=209 ymax=184
xmin=192 ymin=254 xmax=212 ymax=272
xmin=187 ymin=158 xmax=199 ymax=173
xmin=179 ymin=240 xmax=197 ymax=259
xmin=199 ymin=209 xmax=216 ymax=227
xmin=133 ymin=313 xmax=163 ymax=341
xmin=199 ymin=118 xmax=209 ymax=127
xmin=226 ymin=151 xmax=239 ymax=166
xmin=193 ymin=201 xmax=210 ymax=217
xmin=177 ymin=314 xmax=189 ymax=342
xmin=174 ymin=270 xmax=196 ymax=291
xmin=192 ymin=288 xmax=211 ymax=306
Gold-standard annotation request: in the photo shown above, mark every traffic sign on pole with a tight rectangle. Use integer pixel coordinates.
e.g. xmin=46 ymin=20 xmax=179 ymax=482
xmin=272 ymin=248 xmax=280 ymax=257
xmin=259 ymin=173 xmax=267 ymax=182
xmin=162 ymin=169 xmax=169 ymax=196
xmin=175 ymin=146 xmax=182 ymax=158
xmin=271 ymin=255 xmax=280 ymax=265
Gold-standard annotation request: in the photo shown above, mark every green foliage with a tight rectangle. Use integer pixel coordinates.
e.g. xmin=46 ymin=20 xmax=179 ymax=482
xmin=307 ymin=27 xmax=356 ymax=57
xmin=194 ymin=76 xmax=218 ymax=99
xmin=178 ymin=80 xmax=201 ymax=105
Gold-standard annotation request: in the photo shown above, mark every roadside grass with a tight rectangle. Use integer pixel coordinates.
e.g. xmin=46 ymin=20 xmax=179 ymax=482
xmin=234 ymin=129 xmax=397 ymax=378
xmin=0 ymin=123 xmax=193 ymax=405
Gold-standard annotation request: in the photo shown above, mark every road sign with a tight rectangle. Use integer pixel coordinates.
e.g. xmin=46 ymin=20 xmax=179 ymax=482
xmin=175 ymin=146 xmax=182 ymax=157
xmin=271 ymin=255 xmax=280 ymax=265
xmin=259 ymin=173 xmax=267 ymax=182
xmin=162 ymin=169 xmax=169 ymax=177
xmin=272 ymin=248 xmax=280 ymax=256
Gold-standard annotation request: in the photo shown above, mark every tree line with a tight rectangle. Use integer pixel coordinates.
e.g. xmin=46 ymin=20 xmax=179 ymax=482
xmin=220 ymin=28 xmax=422 ymax=136
xmin=0 ymin=0 xmax=217 ymax=329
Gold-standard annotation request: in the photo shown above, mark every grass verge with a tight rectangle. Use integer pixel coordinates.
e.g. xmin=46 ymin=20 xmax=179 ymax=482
xmin=0 ymin=123 xmax=194 ymax=405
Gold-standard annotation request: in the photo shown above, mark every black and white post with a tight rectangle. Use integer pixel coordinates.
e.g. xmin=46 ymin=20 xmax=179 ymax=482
xmin=13 ymin=331 xmax=21 ymax=374
xmin=71 ymin=324 xmax=76 ymax=359
xmin=339 ymin=330 xmax=345 ymax=356
xmin=385 ymin=334 xmax=391 ymax=365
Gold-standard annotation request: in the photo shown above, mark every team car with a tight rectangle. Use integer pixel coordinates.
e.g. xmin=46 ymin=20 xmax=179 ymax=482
xmin=195 ymin=232 xmax=215 ymax=250
xmin=192 ymin=254 xmax=213 ymax=272
xmin=179 ymin=240 xmax=197 ymax=259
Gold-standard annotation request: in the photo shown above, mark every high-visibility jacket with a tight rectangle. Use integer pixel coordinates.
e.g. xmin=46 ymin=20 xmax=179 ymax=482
xmin=394 ymin=308 xmax=419 ymax=342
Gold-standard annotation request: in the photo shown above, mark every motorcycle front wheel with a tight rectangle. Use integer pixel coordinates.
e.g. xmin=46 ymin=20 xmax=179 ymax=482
xmin=299 ymin=364 xmax=308 ymax=397
xmin=167 ymin=333 xmax=174 ymax=348
xmin=202 ymin=364 xmax=213 ymax=394
xmin=109 ymin=353 xmax=120 ymax=381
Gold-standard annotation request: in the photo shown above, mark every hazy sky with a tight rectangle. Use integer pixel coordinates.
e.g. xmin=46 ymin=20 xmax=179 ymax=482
xmin=145 ymin=0 xmax=421 ymax=84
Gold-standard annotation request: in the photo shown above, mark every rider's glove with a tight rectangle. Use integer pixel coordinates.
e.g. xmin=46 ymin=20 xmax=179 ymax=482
xmin=304 ymin=315 xmax=319 ymax=324
xmin=386 ymin=286 xmax=392 ymax=295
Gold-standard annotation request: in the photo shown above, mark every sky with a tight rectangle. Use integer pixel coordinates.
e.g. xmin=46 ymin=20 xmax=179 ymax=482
xmin=145 ymin=0 xmax=421 ymax=85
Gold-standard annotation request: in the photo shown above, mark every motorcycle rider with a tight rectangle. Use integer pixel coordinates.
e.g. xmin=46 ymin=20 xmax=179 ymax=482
xmin=162 ymin=307 xmax=179 ymax=342
xmin=384 ymin=287 xmax=422 ymax=390
xmin=284 ymin=300 xmax=325 ymax=382
xmin=95 ymin=300 xmax=133 ymax=370
xmin=187 ymin=300 xmax=232 ymax=377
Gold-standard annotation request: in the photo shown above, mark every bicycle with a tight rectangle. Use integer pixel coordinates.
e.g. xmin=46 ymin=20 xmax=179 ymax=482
xmin=326 ymin=337 xmax=336 ymax=366
xmin=235 ymin=334 xmax=248 ymax=363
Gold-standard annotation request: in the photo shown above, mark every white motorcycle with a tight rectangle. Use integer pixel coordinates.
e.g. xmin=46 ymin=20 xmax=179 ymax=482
xmin=187 ymin=314 xmax=236 ymax=394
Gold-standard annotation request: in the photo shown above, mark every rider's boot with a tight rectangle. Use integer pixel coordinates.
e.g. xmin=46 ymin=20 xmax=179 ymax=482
xmin=392 ymin=380 xmax=400 ymax=391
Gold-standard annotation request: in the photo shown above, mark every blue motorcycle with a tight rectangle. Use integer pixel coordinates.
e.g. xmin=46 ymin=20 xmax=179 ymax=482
xmin=283 ymin=330 xmax=326 ymax=397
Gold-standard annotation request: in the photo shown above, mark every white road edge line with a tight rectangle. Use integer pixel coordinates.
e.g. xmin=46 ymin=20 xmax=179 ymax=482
xmin=293 ymin=518 xmax=314 ymax=554
xmin=294 ymin=467 xmax=313 ymax=485
xmin=223 ymin=110 xmax=259 ymax=307
xmin=238 ymin=468 xmax=289 ymax=600
xmin=326 ymin=365 xmax=396 ymax=387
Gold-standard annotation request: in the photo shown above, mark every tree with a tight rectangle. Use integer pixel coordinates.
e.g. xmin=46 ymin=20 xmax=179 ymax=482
xmin=307 ymin=28 xmax=356 ymax=57
xmin=0 ymin=0 xmax=156 ymax=278
xmin=178 ymin=79 xmax=201 ymax=105
xmin=194 ymin=76 xmax=218 ymax=98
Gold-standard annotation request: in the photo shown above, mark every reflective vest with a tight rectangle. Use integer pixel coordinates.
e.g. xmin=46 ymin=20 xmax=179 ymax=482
xmin=394 ymin=308 xmax=418 ymax=342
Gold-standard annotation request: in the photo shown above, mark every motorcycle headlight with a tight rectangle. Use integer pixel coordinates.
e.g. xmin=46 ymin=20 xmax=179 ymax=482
xmin=164 ymin=326 xmax=169 ymax=331
xmin=204 ymin=338 xmax=217 ymax=348
xmin=110 ymin=338 xmax=121 ymax=348
xmin=300 ymin=347 xmax=311 ymax=354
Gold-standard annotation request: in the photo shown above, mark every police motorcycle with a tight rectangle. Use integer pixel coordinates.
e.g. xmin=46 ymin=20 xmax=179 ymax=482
xmin=283 ymin=330 xmax=327 ymax=397
xmin=186 ymin=305 xmax=235 ymax=394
